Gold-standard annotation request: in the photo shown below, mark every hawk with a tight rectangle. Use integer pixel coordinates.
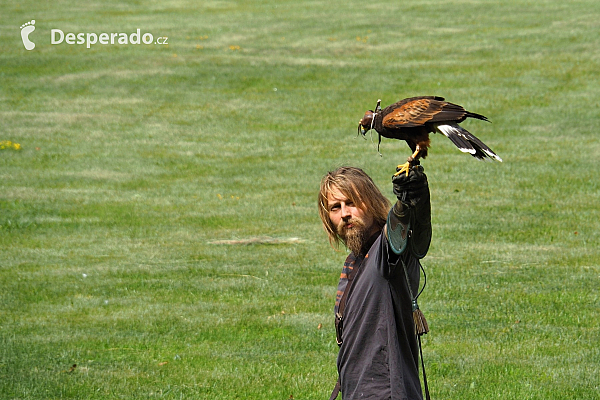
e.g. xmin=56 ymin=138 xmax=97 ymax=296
xmin=358 ymin=96 xmax=502 ymax=175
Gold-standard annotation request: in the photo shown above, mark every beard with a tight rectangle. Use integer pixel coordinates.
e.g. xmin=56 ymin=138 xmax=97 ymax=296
xmin=337 ymin=217 xmax=369 ymax=255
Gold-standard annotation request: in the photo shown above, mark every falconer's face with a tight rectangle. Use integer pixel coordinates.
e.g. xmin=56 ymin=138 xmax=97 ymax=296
xmin=326 ymin=187 xmax=375 ymax=242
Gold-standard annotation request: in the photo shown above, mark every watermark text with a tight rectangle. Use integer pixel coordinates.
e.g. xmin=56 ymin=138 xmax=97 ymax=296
xmin=51 ymin=28 xmax=167 ymax=49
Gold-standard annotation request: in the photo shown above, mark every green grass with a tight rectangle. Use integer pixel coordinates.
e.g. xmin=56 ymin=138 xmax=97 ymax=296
xmin=1 ymin=0 xmax=599 ymax=398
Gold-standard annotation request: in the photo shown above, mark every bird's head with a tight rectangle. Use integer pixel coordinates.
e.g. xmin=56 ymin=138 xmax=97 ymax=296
xmin=358 ymin=110 xmax=375 ymax=136
xmin=357 ymin=100 xmax=381 ymax=137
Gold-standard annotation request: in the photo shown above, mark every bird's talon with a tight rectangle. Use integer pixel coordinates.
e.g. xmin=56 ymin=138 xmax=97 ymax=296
xmin=394 ymin=162 xmax=411 ymax=177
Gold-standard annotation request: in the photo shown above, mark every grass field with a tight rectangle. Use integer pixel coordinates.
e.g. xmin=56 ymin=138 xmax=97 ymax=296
xmin=1 ymin=0 xmax=599 ymax=399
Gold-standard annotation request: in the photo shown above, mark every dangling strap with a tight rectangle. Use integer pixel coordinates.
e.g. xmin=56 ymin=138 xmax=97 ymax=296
xmin=418 ymin=335 xmax=431 ymax=400
xmin=335 ymin=254 xmax=367 ymax=347
xmin=330 ymin=254 xmax=368 ymax=399
xmin=401 ymin=259 xmax=429 ymax=336
xmin=329 ymin=379 xmax=341 ymax=400
xmin=401 ymin=258 xmax=431 ymax=400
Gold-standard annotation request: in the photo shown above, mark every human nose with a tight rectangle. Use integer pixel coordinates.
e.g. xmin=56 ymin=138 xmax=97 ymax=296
xmin=340 ymin=203 xmax=352 ymax=219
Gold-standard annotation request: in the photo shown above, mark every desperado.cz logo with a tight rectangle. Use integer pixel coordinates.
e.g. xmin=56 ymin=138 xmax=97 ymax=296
xmin=52 ymin=28 xmax=168 ymax=48
xmin=20 ymin=19 xmax=168 ymax=50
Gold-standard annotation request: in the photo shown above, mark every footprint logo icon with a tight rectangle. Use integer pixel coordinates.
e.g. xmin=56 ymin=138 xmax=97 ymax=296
xmin=20 ymin=20 xmax=36 ymax=50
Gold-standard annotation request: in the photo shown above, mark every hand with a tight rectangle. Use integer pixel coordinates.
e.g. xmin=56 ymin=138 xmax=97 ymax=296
xmin=392 ymin=164 xmax=429 ymax=209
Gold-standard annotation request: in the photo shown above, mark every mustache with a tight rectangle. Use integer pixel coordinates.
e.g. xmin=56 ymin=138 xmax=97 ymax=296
xmin=336 ymin=217 xmax=366 ymax=236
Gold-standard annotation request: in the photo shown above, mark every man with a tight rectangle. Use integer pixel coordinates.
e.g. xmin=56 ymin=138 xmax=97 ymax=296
xmin=318 ymin=164 xmax=432 ymax=400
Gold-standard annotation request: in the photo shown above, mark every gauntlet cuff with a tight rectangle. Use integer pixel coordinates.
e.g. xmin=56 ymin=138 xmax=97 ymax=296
xmin=387 ymin=203 xmax=411 ymax=255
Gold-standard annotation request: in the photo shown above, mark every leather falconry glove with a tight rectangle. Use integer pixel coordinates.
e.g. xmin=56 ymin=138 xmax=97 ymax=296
xmin=392 ymin=162 xmax=429 ymax=210
xmin=391 ymin=162 xmax=432 ymax=259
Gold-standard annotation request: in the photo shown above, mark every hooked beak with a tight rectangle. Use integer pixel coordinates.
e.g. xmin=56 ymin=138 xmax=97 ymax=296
xmin=358 ymin=121 xmax=368 ymax=137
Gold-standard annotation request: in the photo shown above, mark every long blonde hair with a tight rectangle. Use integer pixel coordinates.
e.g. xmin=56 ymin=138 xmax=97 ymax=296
xmin=318 ymin=166 xmax=391 ymax=248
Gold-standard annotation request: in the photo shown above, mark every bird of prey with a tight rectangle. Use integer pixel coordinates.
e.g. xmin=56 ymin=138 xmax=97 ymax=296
xmin=358 ymin=96 xmax=502 ymax=175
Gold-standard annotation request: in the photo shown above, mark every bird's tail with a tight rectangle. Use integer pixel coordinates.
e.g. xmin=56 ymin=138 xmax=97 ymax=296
xmin=435 ymin=123 xmax=502 ymax=162
xmin=465 ymin=111 xmax=490 ymax=123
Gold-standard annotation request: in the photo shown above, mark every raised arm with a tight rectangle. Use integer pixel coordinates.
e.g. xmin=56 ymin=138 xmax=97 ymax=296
xmin=386 ymin=163 xmax=432 ymax=259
